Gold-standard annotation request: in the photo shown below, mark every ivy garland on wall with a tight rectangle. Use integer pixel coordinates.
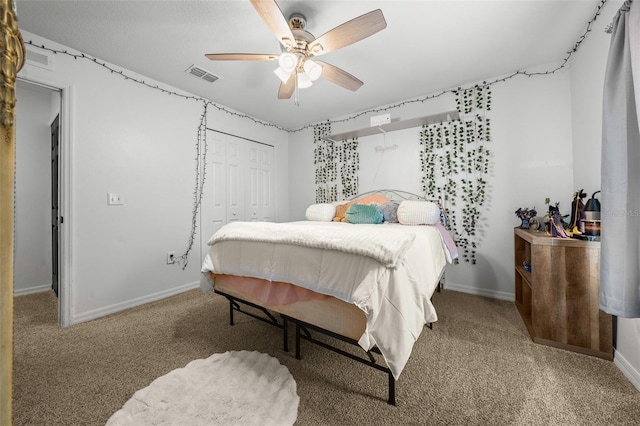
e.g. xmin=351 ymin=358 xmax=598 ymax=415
xmin=313 ymin=121 xmax=359 ymax=203
xmin=339 ymin=138 xmax=359 ymax=199
xmin=314 ymin=121 xmax=337 ymax=203
xmin=420 ymin=84 xmax=492 ymax=264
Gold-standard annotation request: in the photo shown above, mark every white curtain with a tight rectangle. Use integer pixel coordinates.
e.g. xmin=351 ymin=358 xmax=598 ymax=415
xmin=600 ymin=0 xmax=640 ymax=318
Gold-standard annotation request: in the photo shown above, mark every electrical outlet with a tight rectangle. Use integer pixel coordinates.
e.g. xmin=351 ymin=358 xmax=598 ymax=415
xmin=166 ymin=251 xmax=176 ymax=264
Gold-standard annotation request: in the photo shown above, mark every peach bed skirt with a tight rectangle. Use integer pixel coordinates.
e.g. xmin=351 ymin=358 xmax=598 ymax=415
xmin=211 ymin=273 xmax=366 ymax=341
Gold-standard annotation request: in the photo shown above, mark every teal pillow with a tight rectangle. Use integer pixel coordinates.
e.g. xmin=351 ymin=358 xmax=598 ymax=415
xmin=346 ymin=204 xmax=383 ymax=224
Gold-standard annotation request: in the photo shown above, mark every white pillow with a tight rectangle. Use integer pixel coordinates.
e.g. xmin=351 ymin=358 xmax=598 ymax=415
xmin=397 ymin=200 xmax=441 ymax=225
xmin=305 ymin=203 xmax=337 ymax=221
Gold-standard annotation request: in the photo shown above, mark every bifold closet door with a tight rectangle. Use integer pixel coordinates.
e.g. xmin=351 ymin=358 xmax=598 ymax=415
xmin=207 ymin=132 xmax=227 ymax=238
xmin=201 ymin=131 xmax=274 ymax=262
xmin=226 ymin=137 xmax=243 ymax=223
xmin=246 ymin=142 xmax=274 ymax=222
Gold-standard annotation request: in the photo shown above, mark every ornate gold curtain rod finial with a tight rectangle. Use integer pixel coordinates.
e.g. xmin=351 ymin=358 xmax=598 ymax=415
xmin=0 ymin=0 xmax=25 ymax=127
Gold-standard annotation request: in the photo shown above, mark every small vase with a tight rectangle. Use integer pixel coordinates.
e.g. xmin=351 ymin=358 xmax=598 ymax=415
xmin=520 ymin=218 xmax=530 ymax=229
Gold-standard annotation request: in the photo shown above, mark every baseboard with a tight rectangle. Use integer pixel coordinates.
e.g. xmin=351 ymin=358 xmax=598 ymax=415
xmin=71 ymin=281 xmax=201 ymax=325
xmin=14 ymin=284 xmax=51 ymax=297
xmin=614 ymin=349 xmax=640 ymax=392
xmin=444 ymin=282 xmax=515 ymax=302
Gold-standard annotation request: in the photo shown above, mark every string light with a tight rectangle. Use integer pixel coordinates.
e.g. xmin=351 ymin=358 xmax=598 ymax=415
xmin=172 ymin=104 xmax=208 ymax=270
xmin=23 ymin=40 xmax=286 ymax=268
xmin=25 ymin=40 xmax=290 ymax=132
xmin=290 ymin=0 xmax=609 ymax=133
xmin=25 ymin=0 xmax=606 ymax=134
xmin=21 ymin=0 xmax=607 ymax=267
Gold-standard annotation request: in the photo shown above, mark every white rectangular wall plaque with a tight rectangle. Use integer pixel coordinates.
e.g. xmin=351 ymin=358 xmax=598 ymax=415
xmin=370 ymin=113 xmax=391 ymax=127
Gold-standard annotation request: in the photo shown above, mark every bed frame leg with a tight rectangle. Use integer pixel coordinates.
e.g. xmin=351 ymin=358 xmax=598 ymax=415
xmin=388 ymin=373 xmax=396 ymax=405
xmin=283 ymin=316 xmax=289 ymax=352
xmin=295 ymin=323 xmax=301 ymax=360
xmin=229 ymin=300 xmax=234 ymax=326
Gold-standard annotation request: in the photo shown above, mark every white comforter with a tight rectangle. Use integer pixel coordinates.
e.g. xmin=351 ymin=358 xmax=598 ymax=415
xmin=209 ymin=221 xmax=416 ymax=268
xmin=201 ymin=221 xmax=450 ymax=379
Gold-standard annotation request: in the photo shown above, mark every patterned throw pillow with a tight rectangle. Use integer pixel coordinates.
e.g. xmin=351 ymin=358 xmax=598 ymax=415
xmin=380 ymin=201 xmax=400 ymax=223
xmin=346 ymin=204 xmax=384 ymax=224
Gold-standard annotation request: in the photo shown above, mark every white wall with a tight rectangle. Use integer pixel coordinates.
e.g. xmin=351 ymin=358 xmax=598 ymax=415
xmin=569 ymin=0 xmax=640 ymax=390
xmin=14 ymin=82 xmax=56 ymax=295
xmin=290 ymin=65 xmax=575 ymax=300
xmin=290 ymin=0 xmax=639 ymax=391
xmin=17 ymin=31 xmax=289 ymax=324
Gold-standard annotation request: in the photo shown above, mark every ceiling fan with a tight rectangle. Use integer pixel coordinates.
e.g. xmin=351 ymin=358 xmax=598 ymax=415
xmin=205 ymin=0 xmax=387 ymax=102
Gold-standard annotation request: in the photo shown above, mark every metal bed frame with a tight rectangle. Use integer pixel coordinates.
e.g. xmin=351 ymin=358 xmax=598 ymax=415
xmin=215 ymin=279 xmax=443 ymax=405
xmin=211 ymin=189 xmax=447 ymax=405
xmin=215 ymin=288 xmax=398 ymax=404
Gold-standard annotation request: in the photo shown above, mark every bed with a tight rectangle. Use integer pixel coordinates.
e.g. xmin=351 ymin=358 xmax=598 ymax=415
xmin=200 ymin=190 xmax=457 ymax=404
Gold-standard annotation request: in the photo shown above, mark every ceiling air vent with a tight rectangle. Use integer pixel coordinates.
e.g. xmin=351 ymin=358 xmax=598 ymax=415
xmin=25 ymin=46 xmax=54 ymax=71
xmin=185 ymin=65 xmax=220 ymax=84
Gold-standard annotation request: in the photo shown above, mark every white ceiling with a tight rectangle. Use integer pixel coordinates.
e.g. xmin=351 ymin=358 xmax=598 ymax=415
xmin=15 ymin=0 xmax=603 ymax=130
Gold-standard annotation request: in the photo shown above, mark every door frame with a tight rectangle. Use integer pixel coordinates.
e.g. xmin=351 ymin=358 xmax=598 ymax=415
xmin=17 ymin=75 xmax=73 ymax=328
xmin=51 ymin=114 xmax=60 ymax=297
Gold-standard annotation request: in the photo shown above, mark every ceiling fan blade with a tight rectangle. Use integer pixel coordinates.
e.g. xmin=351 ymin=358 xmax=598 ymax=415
xmin=308 ymin=9 xmax=387 ymax=56
xmin=205 ymin=53 xmax=279 ymax=61
xmin=316 ymin=61 xmax=363 ymax=91
xmin=278 ymin=75 xmax=295 ymax=99
xmin=250 ymin=0 xmax=296 ymax=49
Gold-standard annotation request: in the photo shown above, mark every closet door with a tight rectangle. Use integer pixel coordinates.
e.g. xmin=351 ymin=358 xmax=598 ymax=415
xmin=246 ymin=143 xmax=260 ymax=221
xmin=246 ymin=142 xmax=274 ymax=222
xmin=201 ymin=132 xmax=227 ymax=263
xmin=226 ymin=137 xmax=244 ymax=223
xmin=208 ymin=133 xmax=227 ymax=233
xmin=259 ymin=146 xmax=274 ymax=222
xmin=201 ymin=131 xmax=275 ymax=261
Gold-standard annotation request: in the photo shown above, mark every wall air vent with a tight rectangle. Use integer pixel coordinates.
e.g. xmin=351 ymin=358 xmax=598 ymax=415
xmin=185 ymin=65 xmax=220 ymax=83
xmin=25 ymin=46 xmax=54 ymax=71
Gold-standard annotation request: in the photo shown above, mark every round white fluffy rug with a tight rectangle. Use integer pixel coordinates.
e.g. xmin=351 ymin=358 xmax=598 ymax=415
xmin=106 ymin=351 xmax=299 ymax=426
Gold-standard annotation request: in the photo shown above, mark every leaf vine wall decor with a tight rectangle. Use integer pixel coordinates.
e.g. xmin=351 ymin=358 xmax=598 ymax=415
xmin=313 ymin=122 xmax=359 ymax=203
xmin=314 ymin=121 xmax=337 ymax=203
xmin=420 ymin=84 xmax=492 ymax=264
xmin=339 ymin=138 xmax=359 ymax=199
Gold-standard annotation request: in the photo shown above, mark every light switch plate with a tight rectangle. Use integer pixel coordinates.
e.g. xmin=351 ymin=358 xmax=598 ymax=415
xmin=107 ymin=193 xmax=123 ymax=205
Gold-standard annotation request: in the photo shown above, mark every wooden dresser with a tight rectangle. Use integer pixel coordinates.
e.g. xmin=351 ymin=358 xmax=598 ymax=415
xmin=513 ymin=228 xmax=612 ymax=360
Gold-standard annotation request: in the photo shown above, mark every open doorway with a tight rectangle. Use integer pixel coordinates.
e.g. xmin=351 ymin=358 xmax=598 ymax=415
xmin=14 ymin=79 xmax=65 ymax=324
xmin=50 ymin=114 xmax=60 ymax=297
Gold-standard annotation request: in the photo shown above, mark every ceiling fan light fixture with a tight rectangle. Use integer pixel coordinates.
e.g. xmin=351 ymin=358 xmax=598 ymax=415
xmin=310 ymin=44 xmax=324 ymax=55
xmin=273 ymin=66 xmax=292 ymax=83
xmin=206 ymin=3 xmax=387 ymax=101
xmin=303 ymin=59 xmax=322 ymax=81
xmin=297 ymin=72 xmax=313 ymax=89
xmin=278 ymin=52 xmax=298 ymax=74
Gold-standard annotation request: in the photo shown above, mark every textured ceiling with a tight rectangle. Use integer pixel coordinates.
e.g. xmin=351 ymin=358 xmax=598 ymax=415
xmin=15 ymin=0 xmax=605 ymax=130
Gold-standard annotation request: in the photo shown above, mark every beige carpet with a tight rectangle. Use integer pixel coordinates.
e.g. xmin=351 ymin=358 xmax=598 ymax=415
xmin=12 ymin=288 xmax=640 ymax=425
